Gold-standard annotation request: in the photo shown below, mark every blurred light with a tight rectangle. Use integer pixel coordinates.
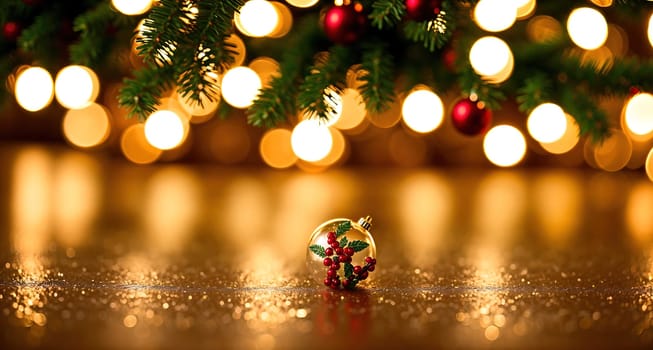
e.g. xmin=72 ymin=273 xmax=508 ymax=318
xmin=249 ymin=57 xmax=280 ymax=88
xmin=515 ymin=0 xmax=536 ymax=19
xmin=286 ymin=0 xmax=319 ymax=8
xmin=333 ymin=88 xmax=366 ymax=130
xmin=15 ymin=67 xmax=54 ymax=112
xmin=260 ymin=128 xmax=298 ymax=169
xmin=590 ymin=0 xmax=613 ymax=6
xmin=112 ymin=0 xmax=153 ymax=15
xmin=221 ymin=66 xmax=261 ymax=108
xmin=54 ymin=65 xmax=100 ymax=109
xmin=144 ymin=110 xmax=187 ymax=150
xmin=62 ymin=103 xmax=111 ymax=148
xmin=474 ymin=0 xmax=517 ymax=32
xmin=594 ymin=129 xmax=632 ymax=172
xmin=527 ymin=15 xmax=563 ymax=43
xmin=606 ymin=24 xmax=628 ymax=57
xmin=649 ymin=13 xmax=653 ymax=48
xmin=469 ymin=37 xmax=513 ymax=78
xmin=533 ymin=172 xmax=581 ymax=247
xmin=483 ymin=51 xmax=514 ymax=84
xmin=225 ymin=34 xmax=247 ymax=67
xmin=303 ymin=88 xmax=343 ymax=126
xmin=483 ymin=125 xmax=527 ymax=167
xmin=646 ymin=147 xmax=653 ymax=181
xmin=578 ymin=46 xmax=614 ymax=71
xmin=235 ymin=0 xmax=279 ymax=37
xmin=567 ymin=7 xmax=608 ymax=50
xmin=527 ymin=103 xmax=567 ymax=143
xmin=367 ymin=96 xmax=402 ymax=128
xmin=540 ymin=113 xmax=580 ymax=154
xmin=624 ymin=93 xmax=653 ymax=137
xmin=269 ymin=2 xmax=293 ymax=38
xmin=312 ymin=127 xmax=347 ymax=167
xmin=121 ymin=124 xmax=162 ymax=164
xmin=291 ymin=119 xmax=333 ymax=162
xmin=626 ymin=181 xmax=653 ymax=242
xmin=176 ymin=88 xmax=220 ymax=119
xmin=401 ymin=88 xmax=444 ymax=133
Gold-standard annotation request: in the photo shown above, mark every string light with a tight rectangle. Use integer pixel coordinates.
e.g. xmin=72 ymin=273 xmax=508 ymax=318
xmin=111 ymin=0 xmax=153 ymax=16
xmin=401 ymin=88 xmax=444 ymax=134
xmin=483 ymin=125 xmax=527 ymax=167
xmin=235 ymin=0 xmax=279 ymax=37
xmin=624 ymin=93 xmax=653 ymax=137
xmin=14 ymin=67 xmax=54 ymax=112
xmin=474 ymin=0 xmax=517 ymax=32
xmin=144 ymin=110 xmax=187 ymax=150
xmin=221 ymin=67 xmax=262 ymax=108
xmin=567 ymin=7 xmax=608 ymax=50
xmin=469 ymin=36 xmax=513 ymax=79
xmin=54 ymin=65 xmax=100 ymax=110
xmin=62 ymin=103 xmax=111 ymax=148
xmin=291 ymin=119 xmax=333 ymax=162
xmin=527 ymin=103 xmax=567 ymax=143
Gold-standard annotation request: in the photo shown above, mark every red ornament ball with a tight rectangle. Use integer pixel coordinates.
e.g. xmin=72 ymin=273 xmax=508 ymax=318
xmin=451 ymin=98 xmax=492 ymax=136
xmin=3 ymin=22 xmax=21 ymax=41
xmin=323 ymin=3 xmax=367 ymax=45
xmin=405 ymin=0 xmax=442 ymax=22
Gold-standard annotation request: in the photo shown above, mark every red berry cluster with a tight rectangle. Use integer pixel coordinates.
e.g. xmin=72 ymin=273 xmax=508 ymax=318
xmin=321 ymin=231 xmax=376 ymax=290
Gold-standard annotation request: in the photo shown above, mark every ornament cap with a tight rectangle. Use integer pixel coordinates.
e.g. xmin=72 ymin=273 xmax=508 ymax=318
xmin=358 ymin=215 xmax=372 ymax=231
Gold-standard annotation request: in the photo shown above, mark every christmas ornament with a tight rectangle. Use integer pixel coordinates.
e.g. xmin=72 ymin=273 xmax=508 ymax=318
xmin=451 ymin=98 xmax=492 ymax=136
xmin=3 ymin=22 xmax=21 ymax=42
xmin=307 ymin=216 xmax=377 ymax=290
xmin=405 ymin=0 xmax=442 ymax=22
xmin=323 ymin=3 xmax=367 ymax=45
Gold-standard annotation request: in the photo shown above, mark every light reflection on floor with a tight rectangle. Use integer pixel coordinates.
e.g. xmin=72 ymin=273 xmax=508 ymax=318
xmin=1 ymin=145 xmax=653 ymax=348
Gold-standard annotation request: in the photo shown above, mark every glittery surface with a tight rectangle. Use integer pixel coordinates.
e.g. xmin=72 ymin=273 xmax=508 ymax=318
xmin=1 ymin=146 xmax=653 ymax=349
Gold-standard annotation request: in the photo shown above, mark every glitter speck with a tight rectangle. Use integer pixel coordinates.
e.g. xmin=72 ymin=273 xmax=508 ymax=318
xmin=296 ymin=308 xmax=307 ymax=318
xmin=485 ymin=325 xmax=500 ymax=341
xmin=123 ymin=314 xmax=138 ymax=328
xmin=162 ymin=302 xmax=169 ymax=309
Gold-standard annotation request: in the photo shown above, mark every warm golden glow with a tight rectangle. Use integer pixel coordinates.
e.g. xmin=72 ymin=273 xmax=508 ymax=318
xmin=311 ymin=127 xmax=347 ymax=167
xmin=260 ymin=128 xmax=297 ymax=169
xmin=235 ymin=0 xmax=279 ymax=37
xmin=474 ymin=0 xmax=517 ymax=32
xmin=515 ymin=0 xmax=536 ymax=19
xmin=15 ymin=67 xmax=54 ymax=112
xmin=62 ymin=103 xmax=111 ymax=148
xmin=112 ymin=0 xmax=153 ymax=15
xmin=209 ymin=119 xmax=251 ymax=164
xmin=221 ymin=66 xmax=262 ymax=108
xmin=626 ymin=181 xmax=653 ymax=243
xmin=54 ymin=65 xmax=100 ymax=109
xmin=367 ymin=96 xmax=402 ymax=128
xmin=540 ymin=113 xmax=580 ymax=154
xmin=567 ymin=7 xmax=608 ymax=50
xmin=176 ymin=90 xmax=220 ymax=119
xmin=249 ymin=57 xmax=280 ymax=88
xmin=333 ymin=88 xmax=366 ymax=130
xmin=527 ymin=15 xmax=563 ymax=43
xmin=291 ymin=119 xmax=333 ymax=162
xmin=594 ymin=129 xmax=632 ymax=172
xmin=483 ymin=125 xmax=527 ymax=167
xmin=286 ymin=0 xmax=319 ymax=8
xmin=401 ymin=87 xmax=444 ymax=134
xmin=624 ymin=93 xmax=653 ymax=137
xmin=590 ymin=0 xmax=613 ymax=6
xmin=527 ymin=103 xmax=567 ymax=143
xmin=533 ymin=172 xmax=581 ymax=247
xmin=144 ymin=110 xmax=187 ymax=150
xmin=469 ymin=36 xmax=513 ymax=79
xmin=120 ymin=124 xmax=162 ymax=164
xmin=646 ymin=147 xmax=653 ymax=182
xmin=649 ymin=12 xmax=653 ymax=48
xmin=269 ymin=1 xmax=293 ymax=38
xmin=225 ymin=34 xmax=247 ymax=67
xmin=389 ymin=129 xmax=427 ymax=166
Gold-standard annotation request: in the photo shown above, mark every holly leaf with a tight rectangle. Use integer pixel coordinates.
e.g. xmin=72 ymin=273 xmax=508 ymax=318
xmin=344 ymin=263 xmax=354 ymax=279
xmin=336 ymin=221 xmax=351 ymax=238
xmin=339 ymin=236 xmax=349 ymax=248
xmin=347 ymin=240 xmax=369 ymax=252
xmin=309 ymin=244 xmax=326 ymax=258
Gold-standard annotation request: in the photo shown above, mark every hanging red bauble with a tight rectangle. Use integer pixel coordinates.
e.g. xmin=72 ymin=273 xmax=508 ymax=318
xmin=405 ymin=0 xmax=442 ymax=22
xmin=3 ymin=22 xmax=21 ymax=41
xmin=451 ymin=98 xmax=492 ymax=136
xmin=323 ymin=3 xmax=367 ymax=45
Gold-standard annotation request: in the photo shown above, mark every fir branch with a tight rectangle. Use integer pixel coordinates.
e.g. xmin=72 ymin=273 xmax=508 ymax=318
xmin=70 ymin=2 xmax=123 ymax=67
xmin=558 ymin=85 xmax=610 ymax=142
xmin=118 ymin=64 xmax=175 ymax=120
xmin=0 ymin=0 xmax=32 ymax=25
xmin=335 ymin=221 xmax=352 ymax=238
xmin=357 ymin=42 xmax=395 ymax=114
xmin=516 ymin=74 xmax=553 ymax=113
xmin=458 ymin=65 xmax=506 ymax=110
xmin=309 ymin=244 xmax=327 ymax=258
xmin=17 ymin=13 xmax=58 ymax=61
xmin=136 ymin=0 xmax=188 ymax=66
xmin=403 ymin=1 xmax=455 ymax=52
xmin=369 ymin=0 xmax=406 ymax=30
xmin=298 ymin=45 xmax=352 ymax=122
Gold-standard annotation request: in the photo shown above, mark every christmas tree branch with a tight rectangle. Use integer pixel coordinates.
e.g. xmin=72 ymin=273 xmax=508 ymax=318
xmin=357 ymin=42 xmax=396 ymax=113
xmin=118 ymin=64 xmax=175 ymax=120
xmin=17 ymin=13 xmax=58 ymax=64
xmin=135 ymin=0 xmax=188 ymax=66
xmin=369 ymin=0 xmax=406 ymax=30
xmin=70 ymin=2 xmax=127 ymax=67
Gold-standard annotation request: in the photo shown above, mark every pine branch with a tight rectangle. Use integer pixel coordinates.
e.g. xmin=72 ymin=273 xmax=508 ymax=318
xmin=118 ymin=64 xmax=175 ymax=120
xmin=298 ymin=45 xmax=353 ymax=122
xmin=558 ymin=85 xmax=610 ymax=143
xmin=369 ymin=0 xmax=406 ymax=30
xmin=516 ymin=74 xmax=553 ymax=113
xmin=17 ymin=13 xmax=58 ymax=63
xmin=357 ymin=42 xmax=395 ymax=113
xmin=458 ymin=65 xmax=506 ymax=110
xmin=0 ymin=0 xmax=32 ymax=25
xmin=70 ymin=2 xmax=123 ymax=67
xmin=135 ymin=0 xmax=188 ymax=66
xmin=403 ymin=1 xmax=456 ymax=52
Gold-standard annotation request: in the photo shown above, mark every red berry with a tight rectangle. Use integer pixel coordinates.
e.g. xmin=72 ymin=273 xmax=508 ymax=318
xmin=327 ymin=237 xmax=336 ymax=245
xmin=323 ymin=257 xmax=333 ymax=266
xmin=327 ymin=231 xmax=336 ymax=240
xmin=353 ymin=266 xmax=362 ymax=274
xmin=343 ymin=279 xmax=351 ymax=288
xmin=327 ymin=269 xmax=337 ymax=277
xmin=368 ymin=265 xmax=375 ymax=272
xmin=371 ymin=258 xmax=376 ymax=264
xmin=331 ymin=263 xmax=340 ymax=270
xmin=324 ymin=278 xmax=331 ymax=286
xmin=342 ymin=256 xmax=352 ymax=263
xmin=344 ymin=247 xmax=354 ymax=256
xmin=330 ymin=241 xmax=340 ymax=249
xmin=365 ymin=257 xmax=373 ymax=264
xmin=325 ymin=248 xmax=334 ymax=256
xmin=335 ymin=247 xmax=344 ymax=255
xmin=360 ymin=271 xmax=369 ymax=280
xmin=333 ymin=279 xmax=341 ymax=287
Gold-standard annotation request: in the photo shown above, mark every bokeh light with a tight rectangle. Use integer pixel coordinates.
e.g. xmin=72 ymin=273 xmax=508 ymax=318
xmin=401 ymin=88 xmax=444 ymax=134
xmin=286 ymin=0 xmax=319 ymax=8
xmin=594 ymin=129 xmax=632 ymax=172
xmin=221 ymin=67 xmax=261 ymax=108
xmin=54 ymin=65 xmax=100 ymax=110
xmin=112 ymin=0 xmax=153 ymax=16
xmin=649 ymin=13 xmax=653 ymax=48
xmin=647 ymin=147 xmax=653 ymax=182
xmin=249 ymin=57 xmax=280 ymax=88
xmin=120 ymin=124 xmax=162 ymax=164
xmin=235 ymin=0 xmax=279 ymax=37
xmin=483 ymin=125 xmax=527 ymax=167
xmin=311 ymin=127 xmax=347 ymax=167
xmin=225 ymin=34 xmax=247 ymax=67
xmin=590 ymin=0 xmax=613 ymax=7
xmin=144 ymin=110 xmax=187 ymax=150
xmin=62 ymin=103 xmax=111 ymax=148
xmin=515 ymin=0 xmax=536 ymax=19
xmin=14 ymin=67 xmax=54 ymax=112
xmin=291 ymin=119 xmax=333 ymax=162
xmin=260 ymin=128 xmax=297 ymax=169
xmin=333 ymin=88 xmax=366 ymax=130
xmin=474 ymin=0 xmax=517 ymax=32
xmin=567 ymin=7 xmax=608 ymax=50
xmin=527 ymin=15 xmax=563 ymax=43
xmin=527 ymin=103 xmax=567 ymax=143
xmin=176 ymin=88 xmax=220 ymax=119
xmin=269 ymin=2 xmax=293 ymax=38
xmin=469 ymin=37 xmax=513 ymax=78
xmin=624 ymin=93 xmax=653 ymax=137
xmin=540 ymin=114 xmax=580 ymax=154
xmin=303 ymin=88 xmax=343 ymax=126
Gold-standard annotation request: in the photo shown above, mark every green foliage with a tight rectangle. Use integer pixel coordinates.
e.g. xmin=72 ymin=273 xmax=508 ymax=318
xmin=403 ymin=0 xmax=456 ymax=52
xmin=344 ymin=263 xmax=354 ymax=279
xmin=336 ymin=221 xmax=352 ymax=238
xmin=339 ymin=236 xmax=349 ymax=248
xmin=309 ymin=244 xmax=327 ymax=258
xmin=347 ymin=240 xmax=370 ymax=253
xmin=118 ymin=64 xmax=175 ymax=120
xmin=357 ymin=42 xmax=396 ymax=113
xmin=369 ymin=0 xmax=406 ymax=30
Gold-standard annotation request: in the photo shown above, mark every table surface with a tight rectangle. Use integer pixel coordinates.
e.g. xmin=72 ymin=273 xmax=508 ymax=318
xmin=1 ymin=145 xmax=653 ymax=349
